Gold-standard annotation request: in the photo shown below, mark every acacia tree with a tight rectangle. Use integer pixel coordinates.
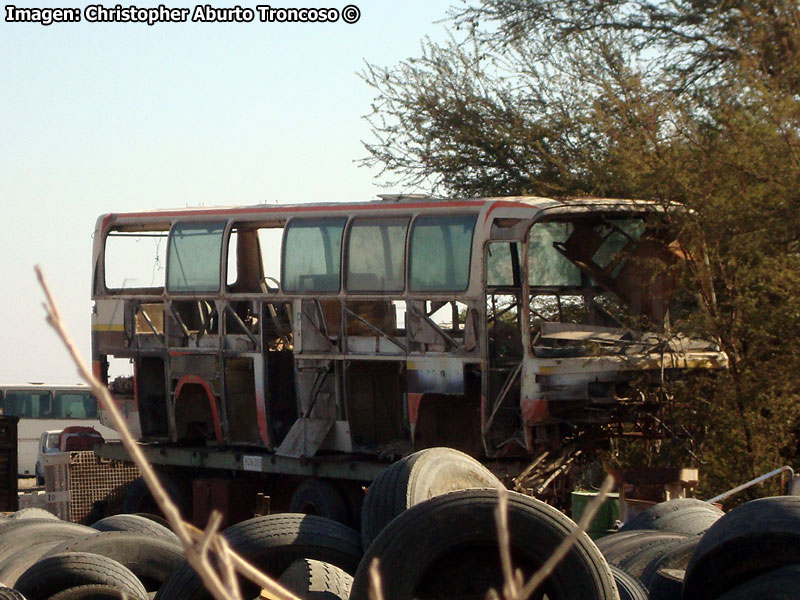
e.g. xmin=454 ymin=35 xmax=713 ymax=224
xmin=362 ymin=0 xmax=800 ymax=499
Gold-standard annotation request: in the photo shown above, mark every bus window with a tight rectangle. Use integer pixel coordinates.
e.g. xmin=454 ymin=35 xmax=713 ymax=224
xmin=487 ymin=242 xmax=520 ymax=288
xmin=527 ymin=222 xmax=582 ymax=287
xmin=104 ymin=229 xmax=168 ymax=290
xmin=346 ymin=218 xmax=409 ymax=292
xmin=282 ymin=218 xmax=346 ymax=292
xmin=2 ymin=390 xmax=52 ymax=418
xmin=409 ymin=215 xmax=476 ymax=292
xmin=167 ymin=222 xmax=226 ymax=293
xmin=53 ymin=392 xmax=98 ymax=419
xmin=226 ymin=225 xmax=285 ymax=292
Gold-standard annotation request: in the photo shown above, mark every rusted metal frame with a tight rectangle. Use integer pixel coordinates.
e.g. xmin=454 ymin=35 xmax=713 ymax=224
xmin=137 ymin=304 xmax=166 ymax=347
xmin=343 ymin=307 xmax=408 ymax=353
xmin=297 ymin=300 xmax=331 ymax=349
xmin=264 ymin=302 xmax=292 ymax=349
xmin=481 ymin=362 xmax=523 ymax=455
xmin=299 ymin=366 xmax=329 ymax=420
xmin=168 ymin=301 xmax=191 ymax=341
xmin=487 ymin=297 xmax=519 ymax=323
xmin=194 ymin=303 xmax=218 ymax=344
xmin=223 ymin=304 xmax=259 ymax=348
xmin=407 ymin=303 xmax=460 ymax=350
xmin=164 ymin=352 xmax=179 ymax=442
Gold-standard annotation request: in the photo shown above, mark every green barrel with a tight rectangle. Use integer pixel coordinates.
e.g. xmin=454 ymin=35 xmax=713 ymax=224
xmin=571 ymin=490 xmax=620 ymax=539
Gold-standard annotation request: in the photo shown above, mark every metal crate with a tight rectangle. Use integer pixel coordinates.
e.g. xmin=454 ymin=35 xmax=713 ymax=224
xmin=44 ymin=451 xmax=139 ymax=523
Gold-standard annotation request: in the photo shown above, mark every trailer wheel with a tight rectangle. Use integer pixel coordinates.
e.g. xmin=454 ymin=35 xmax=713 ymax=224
xmin=155 ymin=513 xmax=362 ymax=600
xmin=45 ymin=532 xmax=184 ymax=592
xmin=350 ymin=489 xmax=618 ymax=600
xmin=289 ymin=479 xmax=350 ymax=526
xmin=15 ymin=552 xmax=147 ymax=600
xmin=0 ymin=587 xmax=26 ymax=600
xmin=47 ymin=585 xmax=128 ymax=600
xmin=713 ymin=564 xmax=800 ymax=600
xmin=609 ymin=565 xmax=648 ymax=600
xmin=91 ymin=514 xmax=177 ymax=541
xmin=619 ymin=498 xmax=723 ymax=536
xmin=683 ymin=496 xmax=800 ymax=600
xmin=360 ymin=447 xmax=502 ymax=550
xmin=277 ymin=558 xmax=353 ymax=600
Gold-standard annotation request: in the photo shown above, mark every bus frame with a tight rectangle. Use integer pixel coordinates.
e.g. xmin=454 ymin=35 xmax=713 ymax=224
xmin=91 ymin=195 xmax=727 ymax=489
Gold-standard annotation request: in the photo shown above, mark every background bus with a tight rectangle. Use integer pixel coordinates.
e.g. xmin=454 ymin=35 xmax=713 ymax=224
xmin=0 ymin=384 xmax=118 ymax=479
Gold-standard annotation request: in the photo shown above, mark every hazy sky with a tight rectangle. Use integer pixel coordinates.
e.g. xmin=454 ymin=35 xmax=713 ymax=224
xmin=1 ymin=1 xmax=452 ymax=382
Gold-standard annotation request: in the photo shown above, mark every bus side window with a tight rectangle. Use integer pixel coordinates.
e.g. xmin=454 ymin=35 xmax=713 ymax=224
xmin=167 ymin=222 xmax=226 ymax=293
xmin=104 ymin=229 xmax=168 ymax=291
xmin=409 ymin=215 xmax=477 ymax=292
xmin=487 ymin=242 xmax=520 ymax=288
xmin=53 ymin=393 xmax=96 ymax=419
xmin=226 ymin=225 xmax=285 ymax=293
xmin=283 ymin=218 xmax=346 ymax=292
xmin=4 ymin=391 xmax=52 ymax=418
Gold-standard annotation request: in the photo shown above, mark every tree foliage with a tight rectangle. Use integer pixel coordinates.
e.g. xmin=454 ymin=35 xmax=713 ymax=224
xmin=362 ymin=0 xmax=800 ymax=500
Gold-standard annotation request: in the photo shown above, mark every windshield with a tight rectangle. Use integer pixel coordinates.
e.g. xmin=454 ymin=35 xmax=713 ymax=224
xmin=527 ymin=213 xmax=689 ymax=337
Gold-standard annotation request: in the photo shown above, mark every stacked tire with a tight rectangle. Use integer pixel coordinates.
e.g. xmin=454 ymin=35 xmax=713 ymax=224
xmin=682 ymin=496 xmax=800 ymax=599
xmin=0 ymin=509 xmax=180 ymax=600
xmin=594 ymin=497 xmax=724 ymax=600
xmin=598 ymin=494 xmax=800 ymax=600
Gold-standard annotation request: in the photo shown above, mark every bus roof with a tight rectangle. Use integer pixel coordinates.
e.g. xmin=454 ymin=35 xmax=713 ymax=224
xmin=98 ymin=196 xmax=672 ymax=227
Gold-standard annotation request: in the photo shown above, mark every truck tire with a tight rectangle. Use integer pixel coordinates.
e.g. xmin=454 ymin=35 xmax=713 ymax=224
xmin=360 ymin=447 xmax=503 ymax=550
xmin=45 ymin=532 xmax=184 ymax=592
xmin=636 ymin=535 xmax=698 ymax=589
xmin=48 ymin=585 xmax=127 ymax=600
xmin=0 ymin=521 xmax=97 ymax=565
xmin=91 ymin=515 xmax=177 ymax=541
xmin=122 ymin=475 xmax=190 ymax=519
xmin=10 ymin=508 xmax=60 ymax=521
xmin=647 ymin=568 xmax=683 ymax=600
xmin=619 ymin=498 xmax=722 ymax=536
xmin=595 ymin=530 xmax=688 ymax=579
xmin=609 ymin=565 xmax=648 ymax=600
xmin=683 ymin=496 xmax=800 ymax=600
xmin=349 ymin=489 xmax=618 ymax=600
xmin=713 ymin=564 xmax=800 ymax=600
xmin=155 ymin=513 xmax=362 ymax=600
xmin=277 ymin=558 xmax=353 ymax=600
xmin=289 ymin=479 xmax=350 ymax=526
xmin=0 ymin=542 xmax=60 ymax=586
xmin=14 ymin=552 xmax=147 ymax=600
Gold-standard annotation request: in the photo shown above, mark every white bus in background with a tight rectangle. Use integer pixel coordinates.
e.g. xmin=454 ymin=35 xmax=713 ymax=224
xmin=0 ymin=384 xmax=118 ymax=479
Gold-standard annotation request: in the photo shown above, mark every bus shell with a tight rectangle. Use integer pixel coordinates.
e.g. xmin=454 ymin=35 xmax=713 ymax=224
xmin=90 ymin=195 xmax=726 ymax=489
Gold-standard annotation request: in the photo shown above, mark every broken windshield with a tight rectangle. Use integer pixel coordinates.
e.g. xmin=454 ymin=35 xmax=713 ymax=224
xmin=527 ymin=214 xmax=687 ymax=343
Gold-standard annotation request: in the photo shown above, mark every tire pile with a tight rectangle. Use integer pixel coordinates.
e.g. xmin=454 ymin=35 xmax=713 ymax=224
xmin=595 ymin=495 xmax=800 ymax=600
xmin=5 ymin=450 xmax=800 ymax=600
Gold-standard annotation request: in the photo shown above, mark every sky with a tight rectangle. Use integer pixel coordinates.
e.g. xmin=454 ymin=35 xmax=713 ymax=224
xmin=0 ymin=0 xmax=453 ymax=382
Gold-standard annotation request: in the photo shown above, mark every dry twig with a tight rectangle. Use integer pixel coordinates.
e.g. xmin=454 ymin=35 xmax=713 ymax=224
xmin=368 ymin=558 xmax=385 ymax=600
xmin=36 ymin=266 xmax=301 ymax=600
